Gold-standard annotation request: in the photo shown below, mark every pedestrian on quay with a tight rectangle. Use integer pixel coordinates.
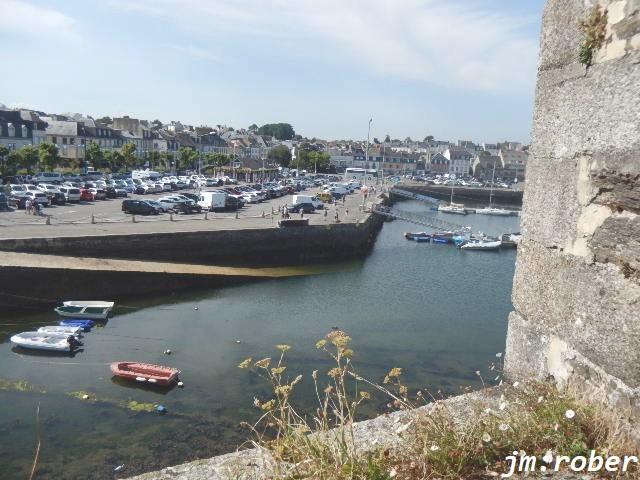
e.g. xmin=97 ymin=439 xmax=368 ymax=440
xmin=323 ymin=208 xmax=328 ymax=220
xmin=345 ymin=208 xmax=349 ymax=216
xmin=334 ymin=209 xmax=339 ymax=223
xmin=300 ymin=210 xmax=304 ymax=219
xmin=284 ymin=205 xmax=289 ymax=219
xmin=25 ymin=198 xmax=32 ymax=215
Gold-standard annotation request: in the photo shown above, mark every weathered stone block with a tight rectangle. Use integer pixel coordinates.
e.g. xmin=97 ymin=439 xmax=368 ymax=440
xmin=591 ymin=214 xmax=640 ymax=277
xmin=591 ymin=167 xmax=640 ymax=214
xmin=504 ymin=311 xmax=549 ymax=380
xmin=512 ymin=240 xmax=640 ymax=387
xmin=538 ymin=0 xmax=593 ymax=70
xmin=520 ymin=155 xmax=582 ymax=247
xmin=531 ymin=51 xmax=640 ymax=159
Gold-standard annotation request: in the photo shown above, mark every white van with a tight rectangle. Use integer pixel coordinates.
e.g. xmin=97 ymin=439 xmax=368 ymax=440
xmin=323 ymin=185 xmax=348 ymax=196
xmin=198 ymin=191 xmax=227 ymax=211
xmin=33 ymin=172 xmax=63 ymax=184
xmin=292 ymin=194 xmax=324 ymax=209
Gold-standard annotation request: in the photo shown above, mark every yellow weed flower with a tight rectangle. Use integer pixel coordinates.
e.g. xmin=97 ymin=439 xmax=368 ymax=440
xmin=261 ymin=399 xmax=275 ymax=411
xmin=254 ymin=358 xmax=271 ymax=369
xmin=276 ymin=344 xmax=291 ymax=352
xmin=271 ymin=366 xmax=286 ymax=376
xmin=315 ymin=339 xmax=327 ymax=349
xmin=238 ymin=358 xmax=252 ymax=369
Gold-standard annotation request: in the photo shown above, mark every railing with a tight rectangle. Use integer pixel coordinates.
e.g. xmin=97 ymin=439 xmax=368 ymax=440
xmin=372 ymin=205 xmax=471 ymax=232
xmin=390 ymin=188 xmax=440 ymax=205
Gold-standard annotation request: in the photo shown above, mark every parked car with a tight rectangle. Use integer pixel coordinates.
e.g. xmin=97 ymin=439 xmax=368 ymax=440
xmin=8 ymin=193 xmax=30 ymax=209
xmin=287 ymin=202 xmax=316 ymax=214
xmin=37 ymin=184 xmax=66 ymax=205
xmin=24 ymin=191 xmax=49 ymax=206
xmin=173 ymin=200 xmax=202 ymax=214
xmin=79 ymin=188 xmax=95 ymax=201
xmin=144 ymin=199 xmax=171 ymax=212
xmin=0 ymin=193 xmax=9 ymax=210
xmin=58 ymin=186 xmax=81 ymax=202
xmin=121 ymin=199 xmax=161 ymax=215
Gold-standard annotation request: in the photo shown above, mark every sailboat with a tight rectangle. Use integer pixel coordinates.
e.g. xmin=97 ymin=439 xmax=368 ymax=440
xmin=438 ymin=179 xmax=467 ymax=215
xmin=475 ymin=158 xmax=511 ymax=216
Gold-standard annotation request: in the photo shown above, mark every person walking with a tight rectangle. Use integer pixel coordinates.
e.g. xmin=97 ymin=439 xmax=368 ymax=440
xmin=25 ymin=198 xmax=31 ymax=215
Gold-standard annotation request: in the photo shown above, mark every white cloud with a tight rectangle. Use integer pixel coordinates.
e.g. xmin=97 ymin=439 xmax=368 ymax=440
xmin=169 ymin=44 xmax=221 ymax=62
xmin=0 ymin=0 xmax=80 ymax=43
xmin=111 ymin=0 xmax=538 ymax=94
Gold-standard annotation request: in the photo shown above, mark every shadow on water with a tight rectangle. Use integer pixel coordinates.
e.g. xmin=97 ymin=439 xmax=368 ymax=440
xmin=110 ymin=375 xmax=176 ymax=394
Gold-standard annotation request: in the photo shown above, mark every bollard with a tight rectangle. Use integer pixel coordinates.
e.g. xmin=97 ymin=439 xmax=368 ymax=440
xmin=170 ymin=212 xmax=174 ymax=221
xmin=91 ymin=214 xmax=95 ymax=224
xmin=45 ymin=215 xmax=51 ymax=225
xmin=235 ymin=211 xmax=239 ymax=219
xmin=261 ymin=211 xmax=265 ymax=218
xmin=132 ymin=214 xmax=136 ymax=223
xmin=271 ymin=206 xmax=275 ymax=215
xmin=204 ymin=211 xmax=208 ymax=220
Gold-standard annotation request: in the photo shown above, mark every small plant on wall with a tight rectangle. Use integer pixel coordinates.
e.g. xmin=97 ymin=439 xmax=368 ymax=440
xmin=579 ymin=5 xmax=608 ymax=66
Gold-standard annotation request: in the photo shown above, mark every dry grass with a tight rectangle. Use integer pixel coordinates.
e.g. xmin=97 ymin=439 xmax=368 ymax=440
xmin=238 ymin=333 xmax=638 ymax=479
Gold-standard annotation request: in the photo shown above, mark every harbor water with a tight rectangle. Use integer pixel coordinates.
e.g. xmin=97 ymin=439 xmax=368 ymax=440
xmin=0 ymin=200 xmax=520 ymax=479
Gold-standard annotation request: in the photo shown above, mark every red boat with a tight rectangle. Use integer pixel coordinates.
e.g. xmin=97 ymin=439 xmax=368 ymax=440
xmin=110 ymin=362 xmax=180 ymax=386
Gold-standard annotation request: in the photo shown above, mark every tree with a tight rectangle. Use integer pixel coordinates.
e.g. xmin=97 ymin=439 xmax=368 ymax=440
xmin=384 ymin=134 xmax=391 ymax=143
xmin=38 ymin=143 xmax=59 ymax=172
xmin=161 ymin=151 xmax=175 ymax=172
xmin=404 ymin=137 xmax=413 ymax=144
xmin=177 ymin=147 xmax=198 ymax=172
xmin=121 ymin=143 xmax=137 ymax=171
xmin=85 ymin=141 xmax=106 ymax=170
xmin=145 ymin=151 xmax=161 ymax=170
xmin=0 ymin=145 xmax=8 ymax=178
xmin=96 ymin=116 xmax=112 ymax=125
xmin=373 ymin=137 xmax=380 ymax=144
xmin=248 ymin=124 xmax=258 ymax=132
xmin=267 ymin=145 xmax=292 ymax=167
xmin=105 ymin=150 xmax=125 ymax=172
xmin=424 ymin=135 xmax=434 ymax=143
xmin=257 ymin=123 xmax=295 ymax=140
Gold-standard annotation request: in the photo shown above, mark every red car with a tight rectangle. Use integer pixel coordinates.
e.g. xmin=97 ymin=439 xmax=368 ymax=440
xmin=79 ymin=188 xmax=95 ymax=201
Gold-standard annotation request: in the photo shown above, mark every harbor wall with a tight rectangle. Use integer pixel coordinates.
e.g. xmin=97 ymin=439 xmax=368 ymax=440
xmin=504 ymin=0 xmax=640 ymax=424
xmin=0 ymin=213 xmax=383 ymax=266
xmin=394 ymin=183 xmax=523 ymax=207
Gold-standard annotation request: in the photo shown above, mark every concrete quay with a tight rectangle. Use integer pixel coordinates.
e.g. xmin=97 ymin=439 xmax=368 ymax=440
xmin=0 ymin=190 xmax=385 ymax=309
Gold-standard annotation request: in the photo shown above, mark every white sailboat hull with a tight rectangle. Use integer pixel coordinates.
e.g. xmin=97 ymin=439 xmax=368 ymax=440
xmin=63 ymin=301 xmax=115 ymax=309
xmin=461 ymin=240 xmax=502 ymax=250
xmin=475 ymin=208 xmax=512 ymax=216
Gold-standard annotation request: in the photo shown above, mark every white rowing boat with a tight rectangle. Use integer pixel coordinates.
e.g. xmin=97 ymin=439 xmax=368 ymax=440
xmin=10 ymin=332 xmax=74 ymax=352
xmin=55 ymin=300 xmax=114 ymax=320
xmin=63 ymin=301 xmax=115 ymax=309
xmin=38 ymin=325 xmax=83 ymax=337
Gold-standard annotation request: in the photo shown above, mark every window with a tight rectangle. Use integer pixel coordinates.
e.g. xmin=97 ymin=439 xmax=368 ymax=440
xmin=70 ymin=138 xmax=75 ymax=145
xmin=7 ymin=123 xmax=15 ymax=137
xmin=52 ymin=136 xmax=57 ymax=144
xmin=63 ymin=138 xmax=68 ymax=145
xmin=21 ymin=125 xmax=28 ymax=137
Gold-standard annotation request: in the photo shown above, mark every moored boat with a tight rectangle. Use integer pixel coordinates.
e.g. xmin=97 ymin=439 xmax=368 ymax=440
xmin=10 ymin=332 xmax=77 ymax=352
xmin=59 ymin=319 xmax=95 ymax=331
xmin=38 ymin=325 xmax=83 ymax=337
xmin=404 ymin=231 xmax=430 ymax=240
xmin=414 ymin=235 xmax=432 ymax=243
xmin=438 ymin=203 xmax=467 ymax=215
xmin=110 ymin=362 xmax=181 ymax=386
xmin=475 ymin=207 xmax=512 ymax=216
xmin=55 ymin=304 xmax=111 ymax=320
xmin=63 ymin=301 xmax=115 ymax=309
xmin=460 ymin=239 xmax=502 ymax=250
xmin=501 ymin=232 xmax=522 ymax=247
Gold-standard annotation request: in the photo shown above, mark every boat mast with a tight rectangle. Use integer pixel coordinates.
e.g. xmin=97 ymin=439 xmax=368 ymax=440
xmin=488 ymin=157 xmax=496 ymax=208
xmin=450 ymin=179 xmax=454 ymax=204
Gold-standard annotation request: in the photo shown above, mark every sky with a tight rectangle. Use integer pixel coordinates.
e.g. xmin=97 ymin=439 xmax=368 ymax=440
xmin=0 ymin=0 xmax=545 ymax=143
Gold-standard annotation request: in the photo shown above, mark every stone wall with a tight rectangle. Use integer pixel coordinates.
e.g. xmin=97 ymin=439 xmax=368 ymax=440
xmin=0 ymin=214 xmax=383 ymax=266
xmin=505 ymin=0 xmax=640 ymax=424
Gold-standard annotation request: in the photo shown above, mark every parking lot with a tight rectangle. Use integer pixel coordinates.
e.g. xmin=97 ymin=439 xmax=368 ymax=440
xmin=0 ymin=184 xmax=374 ymax=239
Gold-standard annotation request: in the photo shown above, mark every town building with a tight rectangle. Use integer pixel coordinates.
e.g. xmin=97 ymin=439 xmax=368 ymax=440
xmin=0 ymin=109 xmax=47 ymax=151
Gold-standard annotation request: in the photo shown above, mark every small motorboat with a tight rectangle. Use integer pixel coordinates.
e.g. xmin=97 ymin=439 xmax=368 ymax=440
xmin=59 ymin=319 xmax=95 ymax=331
xmin=501 ymin=232 xmax=522 ymax=247
xmin=55 ymin=303 xmax=111 ymax=320
xmin=11 ymin=332 xmax=77 ymax=352
xmin=460 ymin=239 xmax=502 ymax=250
xmin=432 ymin=232 xmax=454 ymax=244
xmin=110 ymin=362 xmax=181 ymax=386
xmin=404 ymin=232 xmax=430 ymax=240
xmin=38 ymin=325 xmax=83 ymax=337
xmin=414 ymin=235 xmax=432 ymax=243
